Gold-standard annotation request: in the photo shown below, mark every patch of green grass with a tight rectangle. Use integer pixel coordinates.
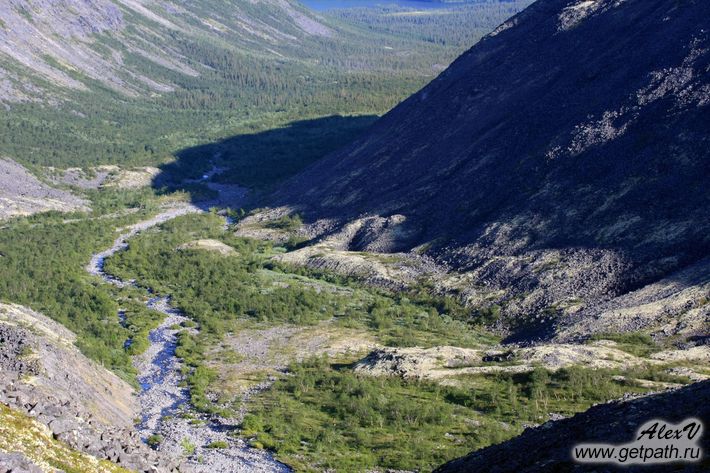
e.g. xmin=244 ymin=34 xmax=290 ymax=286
xmin=589 ymin=332 xmax=661 ymax=357
xmin=205 ymin=441 xmax=229 ymax=449
xmin=623 ymin=363 xmax=693 ymax=385
xmin=264 ymin=214 xmax=302 ymax=231
xmin=146 ymin=434 xmax=163 ymax=449
xmin=122 ymin=302 xmax=164 ymax=356
xmin=18 ymin=345 xmax=34 ymax=358
xmin=159 ymin=183 xmax=219 ymax=202
xmin=217 ymin=348 xmax=245 ymax=364
xmin=181 ymin=438 xmax=196 ymax=456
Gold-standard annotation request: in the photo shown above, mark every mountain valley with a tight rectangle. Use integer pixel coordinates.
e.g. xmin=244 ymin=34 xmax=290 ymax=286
xmin=0 ymin=0 xmax=708 ymax=472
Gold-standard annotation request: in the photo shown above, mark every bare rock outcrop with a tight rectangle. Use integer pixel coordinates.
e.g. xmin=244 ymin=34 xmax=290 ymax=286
xmin=557 ymin=257 xmax=710 ymax=342
xmin=0 ymin=158 xmax=88 ymax=220
xmin=0 ymin=303 xmax=180 ymax=472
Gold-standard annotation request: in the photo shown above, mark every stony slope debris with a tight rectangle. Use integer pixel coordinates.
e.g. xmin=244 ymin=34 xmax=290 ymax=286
xmin=0 ymin=304 xmax=134 ymax=428
xmin=0 ymin=403 xmax=132 ymax=473
xmin=45 ymin=166 xmax=120 ymax=190
xmin=244 ymin=212 xmax=445 ymax=289
xmin=556 ymin=257 xmax=710 ymax=343
xmin=434 ymin=380 xmax=710 ymax=473
xmin=269 ymin=0 xmax=710 ymax=341
xmin=88 ymin=206 xmax=289 ymax=472
xmin=132 ymin=298 xmax=289 ymax=473
xmin=0 ymin=303 xmax=172 ymax=472
xmin=353 ymin=343 xmax=710 ymax=384
xmin=0 ymin=451 xmax=42 ymax=473
xmin=0 ymin=158 xmax=88 ymax=220
xmin=44 ymin=165 xmax=161 ymax=190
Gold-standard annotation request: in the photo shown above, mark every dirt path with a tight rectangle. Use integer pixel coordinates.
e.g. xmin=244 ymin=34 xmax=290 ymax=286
xmin=87 ymin=204 xmax=289 ymax=472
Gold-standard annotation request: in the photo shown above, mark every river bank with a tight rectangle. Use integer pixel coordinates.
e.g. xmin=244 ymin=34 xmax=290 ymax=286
xmin=87 ymin=203 xmax=288 ymax=472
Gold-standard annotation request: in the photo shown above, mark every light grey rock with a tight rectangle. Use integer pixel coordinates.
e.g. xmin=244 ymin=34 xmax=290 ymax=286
xmin=48 ymin=418 xmax=77 ymax=436
xmin=0 ymin=451 xmax=43 ymax=473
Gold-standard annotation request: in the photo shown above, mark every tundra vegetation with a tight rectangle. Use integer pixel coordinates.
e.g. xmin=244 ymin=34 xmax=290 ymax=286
xmin=0 ymin=189 xmax=170 ymax=381
xmin=101 ymin=211 xmax=698 ymax=471
xmin=0 ymin=191 xmax=700 ymax=470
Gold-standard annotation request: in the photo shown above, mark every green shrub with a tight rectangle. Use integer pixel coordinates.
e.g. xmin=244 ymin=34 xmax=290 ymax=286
xmin=205 ymin=441 xmax=229 ymax=449
xmin=146 ymin=434 xmax=163 ymax=449
xmin=18 ymin=345 xmax=35 ymax=358
xmin=246 ymin=360 xmax=656 ymax=471
xmin=181 ymin=438 xmax=196 ymax=456
xmin=589 ymin=332 xmax=659 ymax=356
xmin=265 ymin=214 xmax=302 ymax=231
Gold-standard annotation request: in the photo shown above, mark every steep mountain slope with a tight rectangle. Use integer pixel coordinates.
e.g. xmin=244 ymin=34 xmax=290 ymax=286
xmin=0 ymin=0 xmax=332 ymax=101
xmin=272 ymin=0 xmax=710 ymax=340
xmin=0 ymin=0 xmax=385 ymax=171
xmin=434 ymin=380 xmax=710 ymax=473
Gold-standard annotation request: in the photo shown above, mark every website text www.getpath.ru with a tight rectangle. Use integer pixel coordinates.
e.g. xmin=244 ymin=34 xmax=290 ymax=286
xmin=573 ymin=418 xmax=703 ymax=465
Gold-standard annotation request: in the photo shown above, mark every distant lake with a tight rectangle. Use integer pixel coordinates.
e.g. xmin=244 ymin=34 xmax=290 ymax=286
xmin=301 ymin=0 xmax=459 ymax=11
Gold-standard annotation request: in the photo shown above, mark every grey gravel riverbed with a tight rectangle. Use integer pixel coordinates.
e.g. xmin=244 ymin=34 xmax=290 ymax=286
xmin=88 ymin=204 xmax=289 ymax=472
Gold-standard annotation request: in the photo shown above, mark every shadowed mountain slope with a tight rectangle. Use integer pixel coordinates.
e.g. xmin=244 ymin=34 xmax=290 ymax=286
xmin=434 ymin=380 xmax=710 ymax=473
xmin=273 ymin=0 xmax=710 ymax=338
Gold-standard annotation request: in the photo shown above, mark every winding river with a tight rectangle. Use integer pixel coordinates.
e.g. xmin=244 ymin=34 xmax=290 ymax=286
xmin=87 ymin=203 xmax=289 ymax=472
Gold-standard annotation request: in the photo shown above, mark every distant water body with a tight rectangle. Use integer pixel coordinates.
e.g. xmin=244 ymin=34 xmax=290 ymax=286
xmin=301 ymin=0 xmax=458 ymax=11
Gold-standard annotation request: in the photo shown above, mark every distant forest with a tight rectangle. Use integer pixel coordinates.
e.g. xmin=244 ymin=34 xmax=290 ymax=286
xmin=330 ymin=1 xmax=527 ymax=48
xmin=0 ymin=0 xmax=531 ymax=187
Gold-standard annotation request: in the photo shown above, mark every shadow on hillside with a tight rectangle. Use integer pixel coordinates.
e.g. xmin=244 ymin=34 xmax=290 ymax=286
xmin=152 ymin=114 xmax=378 ymax=209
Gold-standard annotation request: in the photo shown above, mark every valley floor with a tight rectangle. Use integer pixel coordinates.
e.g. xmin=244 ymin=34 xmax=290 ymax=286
xmin=0 ymin=180 xmax=707 ymax=472
xmin=87 ymin=203 xmax=288 ymax=472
